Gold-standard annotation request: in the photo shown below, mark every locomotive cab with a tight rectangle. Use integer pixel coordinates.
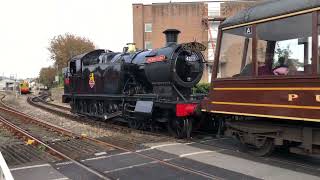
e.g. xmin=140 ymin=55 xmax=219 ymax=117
xmin=62 ymin=56 xmax=82 ymax=103
xmin=202 ymin=0 xmax=320 ymax=156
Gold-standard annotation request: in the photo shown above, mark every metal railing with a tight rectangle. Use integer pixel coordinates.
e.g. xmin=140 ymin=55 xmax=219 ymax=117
xmin=0 ymin=152 xmax=14 ymax=180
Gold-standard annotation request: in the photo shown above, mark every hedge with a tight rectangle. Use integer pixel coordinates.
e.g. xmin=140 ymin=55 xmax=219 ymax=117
xmin=192 ymin=83 xmax=211 ymax=94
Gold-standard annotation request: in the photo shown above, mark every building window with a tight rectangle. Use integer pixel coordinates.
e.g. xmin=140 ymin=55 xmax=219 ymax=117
xmin=145 ymin=23 xmax=152 ymax=32
xmin=145 ymin=41 xmax=152 ymax=50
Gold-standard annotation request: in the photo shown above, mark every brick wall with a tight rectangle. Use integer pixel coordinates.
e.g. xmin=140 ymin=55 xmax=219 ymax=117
xmin=132 ymin=1 xmax=260 ymax=83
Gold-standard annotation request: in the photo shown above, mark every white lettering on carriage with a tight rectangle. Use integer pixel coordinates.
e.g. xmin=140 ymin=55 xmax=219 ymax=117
xmin=288 ymin=94 xmax=299 ymax=102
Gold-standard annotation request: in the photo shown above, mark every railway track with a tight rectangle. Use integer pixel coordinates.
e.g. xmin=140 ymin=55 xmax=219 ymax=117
xmin=0 ymin=93 xmax=228 ymax=179
xmin=13 ymin=93 xmax=320 ymax=178
xmin=28 ymin=95 xmax=176 ymax=148
xmin=0 ymin=123 xmax=59 ymax=167
xmin=0 ymin=95 xmax=116 ymax=179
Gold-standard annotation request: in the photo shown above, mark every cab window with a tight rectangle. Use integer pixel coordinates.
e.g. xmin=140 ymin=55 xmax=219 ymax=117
xmin=70 ymin=60 xmax=81 ymax=75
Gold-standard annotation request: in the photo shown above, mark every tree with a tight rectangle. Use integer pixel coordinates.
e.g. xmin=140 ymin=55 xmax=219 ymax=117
xmin=275 ymin=44 xmax=303 ymax=68
xmin=48 ymin=33 xmax=95 ymax=71
xmin=275 ymin=44 xmax=292 ymax=60
xmin=39 ymin=67 xmax=56 ymax=88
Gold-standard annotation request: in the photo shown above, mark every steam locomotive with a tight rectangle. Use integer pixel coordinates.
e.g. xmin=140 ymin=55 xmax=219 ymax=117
xmin=63 ymin=29 xmax=206 ymax=138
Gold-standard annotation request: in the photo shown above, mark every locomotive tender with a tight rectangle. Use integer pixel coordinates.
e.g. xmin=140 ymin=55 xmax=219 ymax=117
xmin=202 ymin=0 xmax=320 ymax=156
xmin=63 ymin=29 xmax=206 ymax=138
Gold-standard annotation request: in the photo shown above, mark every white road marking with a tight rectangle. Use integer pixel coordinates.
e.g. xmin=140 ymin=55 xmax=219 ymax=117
xmin=0 ymin=152 xmax=14 ymax=180
xmin=150 ymin=143 xmax=182 ymax=149
xmin=10 ymin=163 xmax=51 ymax=171
xmin=184 ymin=142 xmax=195 ymax=145
xmin=81 ymin=152 xmax=132 ymax=162
xmin=55 ymin=161 xmax=73 ymax=166
xmin=179 ymin=150 xmax=213 ymax=157
xmin=135 ymin=143 xmax=182 ymax=152
xmin=200 ymin=137 xmax=230 ymax=143
xmin=51 ymin=178 xmax=69 ymax=180
xmin=104 ymin=161 xmax=158 ymax=173
xmin=94 ymin=152 xmax=107 ymax=156
xmin=135 ymin=148 xmax=150 ymax=152
xmin=162 ymin=158 xmax=174 ymax=161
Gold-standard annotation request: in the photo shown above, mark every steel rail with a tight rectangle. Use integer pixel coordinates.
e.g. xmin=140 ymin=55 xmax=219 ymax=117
xmin=25 ymin=96 xmax=220 ymax=179
xmin=34 ymin=95 xmax=71 ymax=111
xmin=0 ymin=114 xmax=111 ymax=180
xmin=34 ymin=96 xmax=320 ymax=175
xmin=0 ymin=94 xmax=220 ymax=179
xmin=27 ymin=96 xmax=174 ymax=138
xmin=3 ymin=93 xmax=320 ymax=178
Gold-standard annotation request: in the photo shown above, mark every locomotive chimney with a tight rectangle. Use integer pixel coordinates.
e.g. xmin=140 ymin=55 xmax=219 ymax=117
xmin=163 ymin=29 xmax=181 ymax=46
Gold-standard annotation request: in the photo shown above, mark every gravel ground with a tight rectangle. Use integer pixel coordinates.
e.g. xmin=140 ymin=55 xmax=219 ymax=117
xmin=49 ymin=87 xmax=69 ymax=108
xmin=1 ymin=91 xmax=175 ymax=145
xmin=0 ymin=124 xmax=22 ymax=146
xmin=2 ymin=91 xmax=120 ymax=138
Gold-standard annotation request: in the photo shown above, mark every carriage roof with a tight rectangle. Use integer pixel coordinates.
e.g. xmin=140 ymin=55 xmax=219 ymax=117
xmin=220 ymin=0 xmax=320 ymax=29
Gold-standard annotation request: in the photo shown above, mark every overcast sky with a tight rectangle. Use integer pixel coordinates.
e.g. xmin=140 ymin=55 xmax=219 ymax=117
xmin=0 ymin=0 xmax=212 ymax=79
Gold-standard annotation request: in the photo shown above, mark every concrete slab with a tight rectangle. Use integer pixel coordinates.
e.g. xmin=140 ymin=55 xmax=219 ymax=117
xmin=219 ymin=149 xmax=320 ymax=177
xmin=146 ymin=141 xmax=320 ymax=180
xmin=10 ymin=163 xmax=69 ymax=180
xmin=81 ymin=152 xmax=153 ymax=172
xmin=143 ymin=142 xmax=214 ymax=156
xmin=190 ymin=137 xmax=240 ymax=151
xmin=186 ymin=151 xmax=320 ymax=180
xmin=169 ymin=157 xmax=259 ymax=180
xmin=53 ymin=162 xmax=103 ymax=180
xmin=138 ymin=149 xmax=177 ymax=160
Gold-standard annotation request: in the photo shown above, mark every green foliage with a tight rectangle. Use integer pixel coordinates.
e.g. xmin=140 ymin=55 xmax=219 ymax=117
xmin=275 ymin=44 xmax=292 ymax=60
xmin=48 ymin=33 xmax=95 ymax=71
xmin=39 ymin=67 xmax=56 ymax=88
xmin=58 ymin=73 xmax=64 ymax=87
xmin=192 ymin=83 xmax=211 ymax=94
xmin=274 ymin=44 xmax=303 ymax=68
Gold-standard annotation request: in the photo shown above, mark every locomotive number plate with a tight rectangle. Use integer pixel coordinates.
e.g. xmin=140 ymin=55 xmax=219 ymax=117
xmin=146 ymin=55 xmax=166 ymax=63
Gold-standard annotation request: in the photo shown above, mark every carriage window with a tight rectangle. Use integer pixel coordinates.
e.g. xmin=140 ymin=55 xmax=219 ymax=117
xmin=217 ymin=27 xmax=252 ymax=78
xmin=318 ymin=12 xmax=320 ymax=73
xmin=257 ymin=13 xmax=312 ymax=76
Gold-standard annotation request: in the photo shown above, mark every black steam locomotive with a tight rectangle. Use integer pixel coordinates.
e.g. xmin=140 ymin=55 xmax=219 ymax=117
xmin=63 ymin=29 xmax=206 ymax=138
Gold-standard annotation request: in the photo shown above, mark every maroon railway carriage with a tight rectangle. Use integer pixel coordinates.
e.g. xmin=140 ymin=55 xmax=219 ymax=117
xmin=201 ymin=0 xmax=320 ymax=156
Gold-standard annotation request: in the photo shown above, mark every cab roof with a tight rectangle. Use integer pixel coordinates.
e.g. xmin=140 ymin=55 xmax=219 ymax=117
xmin=220 ymin=0 xmax=320 ymax=29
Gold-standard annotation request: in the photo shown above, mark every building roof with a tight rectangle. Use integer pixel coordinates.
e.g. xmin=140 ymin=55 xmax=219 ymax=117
xmin=220 ymin=0 xmax=320 ymax=28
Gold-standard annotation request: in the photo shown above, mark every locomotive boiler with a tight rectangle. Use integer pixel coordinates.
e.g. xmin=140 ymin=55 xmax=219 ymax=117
xmin=63 ymin=29 xmax=206 ymax=138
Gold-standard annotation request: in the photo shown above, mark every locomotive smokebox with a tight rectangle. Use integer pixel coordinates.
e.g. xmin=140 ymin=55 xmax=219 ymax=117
xmin=163 ymin=29 xmax=180 ymax=46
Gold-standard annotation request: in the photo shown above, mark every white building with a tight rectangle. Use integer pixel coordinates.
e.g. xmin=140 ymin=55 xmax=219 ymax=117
xmin=0 ymin=78 xmax=16 ymax=90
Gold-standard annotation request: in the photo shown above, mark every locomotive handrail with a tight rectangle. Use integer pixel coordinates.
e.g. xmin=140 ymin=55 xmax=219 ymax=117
xmin=172 ymin=83 xmax=187 ymax=102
